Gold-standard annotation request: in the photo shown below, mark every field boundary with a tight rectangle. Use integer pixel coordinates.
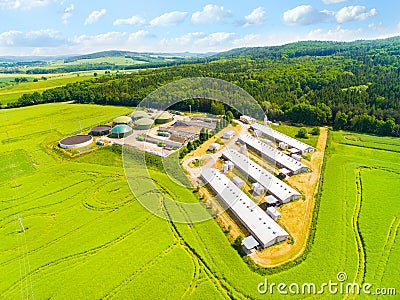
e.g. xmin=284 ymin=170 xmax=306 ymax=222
xmin=242 ymin=129 xmax=331 ymax=275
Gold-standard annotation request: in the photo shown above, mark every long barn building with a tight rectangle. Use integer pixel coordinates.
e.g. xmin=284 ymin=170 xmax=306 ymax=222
xmin=201 ymin=168 xmax=288 ymax=249
xmin=221 ymin=149 xmax=301 ymax=204
xmin=238 ymin=134 xmax=309 ymax=175
xmin=251 ymin=123 xmax=315 ymax=154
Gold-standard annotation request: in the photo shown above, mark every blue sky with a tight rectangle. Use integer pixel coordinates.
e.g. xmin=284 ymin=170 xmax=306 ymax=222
xmin=0 ymin=0 xmax=399 ymax=55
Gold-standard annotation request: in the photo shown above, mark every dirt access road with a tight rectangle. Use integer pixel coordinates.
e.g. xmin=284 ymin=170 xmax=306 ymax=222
xmin=251 ymin=127 xmax=328 ymax=267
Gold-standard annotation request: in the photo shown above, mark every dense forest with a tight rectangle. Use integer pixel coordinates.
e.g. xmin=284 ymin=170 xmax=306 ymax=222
xmin=6 ymin=37 xmax=400 ymax=136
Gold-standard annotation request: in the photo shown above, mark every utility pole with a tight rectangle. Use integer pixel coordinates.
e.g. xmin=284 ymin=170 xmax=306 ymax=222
xmin=17 ymin=216 xmax=25 ymax=232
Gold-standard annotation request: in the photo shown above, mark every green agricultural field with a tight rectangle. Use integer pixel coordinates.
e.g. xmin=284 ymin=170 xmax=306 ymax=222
xmin=270 ymin=123 xmax=320 ymax=148
xmin=0 ymin=104 xmax=399 ymax=299
xmin=0 ymin=75 xmax=94 ymax=106
xmin=60 ymin=56 xmax=146 ymax=66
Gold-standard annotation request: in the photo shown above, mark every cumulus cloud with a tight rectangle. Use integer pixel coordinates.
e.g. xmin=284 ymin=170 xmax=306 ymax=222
xmin=283 ymin=5 xmax=333 ymax=26
xmin=113 ymin=15 xmax=145 ymax=26
xmin=84 ymin=8 xmax=107 ymax=26
xmin=0 ymin=29 xmax=67 ymax=47
xmin=307 ymin=26 xmax=363 ymax=41
xmin=62 ymin=4 xmax=74 ymax=25
xmin=71 ymin=30 xmax=151 ymax=53
xmin=196 ymin=32 xmax=235 ymax=46
xmin=335 ymin=6 xmax=377 ymax=23
xmin=150 ymin=11 xmax=188 ymax=26
xmin=160 ymin=31 xmax=235 ymax=52
xmin=191 ymin=4 xmax=231 ymax=25
xmin=243 ymin=7 xmax=267 ymax=27
xmin=322 ymin=0 xmax=350 ymax=4
xmin=0 ymin=0 xmax=60 ymax=10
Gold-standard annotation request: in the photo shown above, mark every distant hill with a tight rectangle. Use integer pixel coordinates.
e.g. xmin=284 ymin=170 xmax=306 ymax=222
xmin=0 ymin=51 xmax=213 ymax=64
xmin=214 ymin=36 xmax=400 ymax=59
xmin=0 ymin=55 xmax=72 ymax=63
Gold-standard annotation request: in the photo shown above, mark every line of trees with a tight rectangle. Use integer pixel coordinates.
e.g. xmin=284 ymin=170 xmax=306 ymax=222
xmin=4 ymin=38 xmax=400 ymax=137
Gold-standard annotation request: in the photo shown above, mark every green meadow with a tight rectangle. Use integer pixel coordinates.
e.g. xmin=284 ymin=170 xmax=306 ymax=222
xmin=0 ymin=104 xmax=399 ymax=299
xmin=0 ymin=75 xmax=94 ymax=106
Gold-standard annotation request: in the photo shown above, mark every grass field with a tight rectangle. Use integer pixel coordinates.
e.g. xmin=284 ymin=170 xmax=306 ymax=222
xmin=49 ymin=56 xmax=146 ymax=67
xmin=0 ymin=75 xmax=94 ymax=106
xmin=270 ymin=123 xmax=320 ymax=148
xmin=0 ymin=104 xmax=399 ymax=299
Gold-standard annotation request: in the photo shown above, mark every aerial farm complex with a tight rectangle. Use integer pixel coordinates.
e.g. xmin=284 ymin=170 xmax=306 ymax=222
xmin=58 ymin=111 xmax=315 ymax=254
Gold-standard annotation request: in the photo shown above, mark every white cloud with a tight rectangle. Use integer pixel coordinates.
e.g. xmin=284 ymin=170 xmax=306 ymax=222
xmin=166 ymin=32 xmax=206 ymax=46
xmin=0 ymin=0 xmax=60 ymax=10
xmin=196 ymin=32 xmax=235 ymax=46
xmin=150 ymin=11 xmax=188 ymax=26
xmin=243 ymin=7 xmax=267 ymax=27
xmin=335 ymin=6 xmax=377 ymax=23
xmin=84 ymin=8 xmax=107 ymax=26
xmin=232 ymin=34 xmax=263 ymax=47
xmin=62 ymin=4 xmax=74 ymax=25
xmin=0 ymin=29 xmax=67 ymax=47
xmin=160 ymin=31 xmax=235 ymax=52
xmin=71 ymin=30 xmax=151 ymax=53
xmin=113 ymin=15 xmax=145 ymax=26
xmin=307 ymin=26 xmax=363 ymax=41
xmin=191 ymin=4 xmax=231 ymax=25
xmin=283 ymin=5 xmax=333 ymax=26
xmin=322 ymin=0 xmax=350 ymax=4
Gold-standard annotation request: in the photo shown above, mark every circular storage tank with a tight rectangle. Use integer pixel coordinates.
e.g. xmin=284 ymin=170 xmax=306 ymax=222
xmin=131 ymin=110 xmax=149 ymax=121
xmin=109 ymin=124 xmax=133 ymax=138
xmin=135 ymin=118 xmax=154 ymax=130
xmin=90 ymin=125 xmax=112 ymax=136
xmin=112 ymin=116 xmax=132 ymax=126
xmin=59 ymin=135 xmax=93 ymax=149
xmin=154 ymin=111 xmax=173 ymax=124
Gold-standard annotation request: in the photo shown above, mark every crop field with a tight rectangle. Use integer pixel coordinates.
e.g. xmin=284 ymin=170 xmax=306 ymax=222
xmin=50 ymin=56 xmax=146 ymax=66
xmin=0 ymin=75 xmax=94 ymax=106
xmin=0 ymin=104 xmax=399 ymax=299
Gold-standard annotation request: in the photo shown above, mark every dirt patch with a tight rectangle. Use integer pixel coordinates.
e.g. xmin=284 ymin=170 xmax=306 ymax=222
xmin=251 ymin=127 xmax=328 ymax=267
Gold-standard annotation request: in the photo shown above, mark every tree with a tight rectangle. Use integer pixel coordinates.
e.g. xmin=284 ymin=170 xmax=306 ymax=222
xmin=199 ymin=128 xmax=207 ymax=142
xmin=187 ymin=141 xmax=194 ymax=151
xmin=296 ymin=127 xmax=309 ymax=139
xmin=210 ymin=101 xmax=225 ymax=115
xmin=334 ymin=112 xmax=348 ymax=130
xmin=225 ymin=111 xmax=234 ymax=123
xmin=310 ymin=127 xmax=320 ymax=136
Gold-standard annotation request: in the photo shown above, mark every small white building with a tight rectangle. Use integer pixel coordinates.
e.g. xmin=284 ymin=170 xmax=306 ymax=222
xmin=254 ymin=130 xmax=263 ymax=137
xmin=242 ymin=235 xmax=260 ymax=254
xmin=232 ymin=176 xmax=245 ymax=188
xmin=252 ymin=182 xmax=265 ymax=196
xmin=279 ymin=142 xmax=288 ymax=150
xmin=209 ymin=143 xmax=221 ymax=152
xmin=279 ymin=168 xmax=291 ymax=177
xmin=288 ymin=147 xmax=301 ymax=155
xmin=240 ymin=145 xmax=247 ymax=154
xmin=265 ymin=195 xmax=280 ymax=206
xmin=267 ymin=207 xmax=281 ymax=221
xmin=223 ymin=130 xmax=235 ymax=139
xmin=222 ymin=164 xmax=229 ymax=174
xmin=240 ymin=115 xmax=256 ymax=124
xmin=226 ymin=161 xmax=234 ymax=170
xmin=292 ymin=154 xmax=302 ymax=161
